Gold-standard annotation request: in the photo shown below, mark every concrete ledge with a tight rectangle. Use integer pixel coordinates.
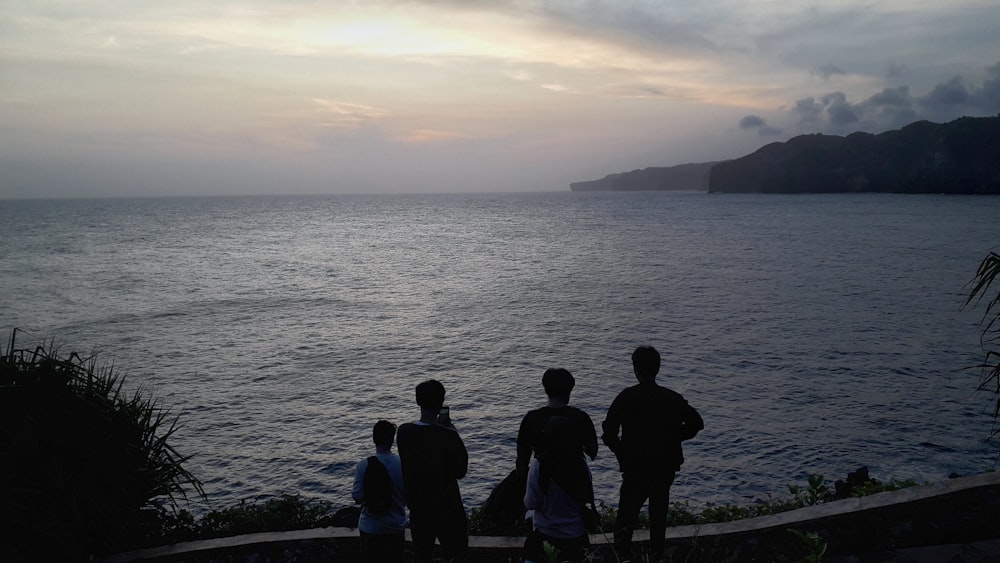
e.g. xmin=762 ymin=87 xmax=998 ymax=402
xmin=665 ymin=470 xmax=1000 ymax=539
xmin=102 ymin=472 xmax=1000 ymax=562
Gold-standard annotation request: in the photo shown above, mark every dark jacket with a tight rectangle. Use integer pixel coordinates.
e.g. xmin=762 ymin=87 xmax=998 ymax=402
xmin=601 ymin=381 xmax=703 ymax=475
xmin=397 ymin=422 xmax=468 ymax=513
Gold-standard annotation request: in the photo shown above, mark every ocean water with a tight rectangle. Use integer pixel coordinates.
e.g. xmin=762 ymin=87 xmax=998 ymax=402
xmin=1 ymin=191 xmax=997 ymax=514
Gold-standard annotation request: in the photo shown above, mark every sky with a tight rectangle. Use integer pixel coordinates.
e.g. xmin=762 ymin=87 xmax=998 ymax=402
xmin=2 ymin=0 xmax=999 ymax=198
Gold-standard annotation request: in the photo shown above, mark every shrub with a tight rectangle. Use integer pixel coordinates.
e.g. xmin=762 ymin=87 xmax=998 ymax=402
xmin=194 ymin=494 xmax=343 ymax=539
xmin=0 ymin=331 xmax=203 ymax=560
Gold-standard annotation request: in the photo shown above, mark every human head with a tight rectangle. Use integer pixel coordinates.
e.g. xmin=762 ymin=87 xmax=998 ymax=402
xmin=542 ymin=368 xmax=575 ymax=400
xmin=415 ymin=379 xmax=446 ymax=410
xmin=373 ymin=420 xmax=396 ymax=447
xmin=632 ymin=345 xmax=661 ymax=380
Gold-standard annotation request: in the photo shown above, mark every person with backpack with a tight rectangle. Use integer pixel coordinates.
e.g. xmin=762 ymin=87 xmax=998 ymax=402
xmin=523 ymin=415 xmax=595 ymax=563
xmin=516 ymin=368 xmax=598 ymax=482
xmin=482 ymin=368 xmax=597 ymax=534
xmin=352 ymin=419 xmax=407 ymax=563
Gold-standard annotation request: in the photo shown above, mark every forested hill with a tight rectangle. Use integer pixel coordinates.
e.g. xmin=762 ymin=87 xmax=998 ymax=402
xmin=708 ymin=115 xmax=1000 ymax=194
xmin=569 ymin=161 xmax=718 ymax=192
xmin=570 ymin=115 xmax=1000 ymax=194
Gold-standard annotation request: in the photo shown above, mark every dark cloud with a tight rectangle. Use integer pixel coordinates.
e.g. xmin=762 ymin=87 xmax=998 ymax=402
xmin=739 ymin=115 xmax=765 ymax=129
xmin=867 ymin=85 xmax=910 ymax=107
xmin=859 ymin=86 xmax=916 ymax=127
xmin=738 ymin=115 xmax=782 ymax=136
xmin=920 ymin=76 xmax=969 ymax=107
xmin=971 ymin=62 xmax=1000 ymax=111
xmin=793 ymin=97 xmax=824 ymax=122
xmin=781 ymin=61 xmax=1000 ymax=134
xmin=914 ymin=64 xmax=1000 ymax=117
xmin=815 ymin=63 xmax=846 ymax=81
xmin=822 ymin=92 xmax=859 ymax=124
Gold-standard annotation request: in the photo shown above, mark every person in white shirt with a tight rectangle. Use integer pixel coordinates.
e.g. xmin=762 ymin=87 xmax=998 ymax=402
xmin=523 ymin=415 xmax=594 ymax=563
xmin=352 ymin=420 xmax=407 ymax=563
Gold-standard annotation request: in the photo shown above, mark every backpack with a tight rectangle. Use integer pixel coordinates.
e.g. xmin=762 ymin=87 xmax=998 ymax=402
xmin=363 ymin=456 xmax=393 ymax=515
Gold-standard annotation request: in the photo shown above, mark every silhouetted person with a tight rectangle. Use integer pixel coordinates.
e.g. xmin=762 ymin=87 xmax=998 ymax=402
xmin=602 ymin=346 xmax=704 ymax=563
xmin=523 ymin=415 xmax=595 ymax=563
xmin=516 ymin=368 xmax=598 ymax=481
xmin=397 ymin=379 xmax=469 ymax=562
xmin=352 ymin=420 xmax=406 ymax=563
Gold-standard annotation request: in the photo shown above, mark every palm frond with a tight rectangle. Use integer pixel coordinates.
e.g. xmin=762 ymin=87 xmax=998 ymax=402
xmin=965 ymin=251 xmax=1000 ymax=441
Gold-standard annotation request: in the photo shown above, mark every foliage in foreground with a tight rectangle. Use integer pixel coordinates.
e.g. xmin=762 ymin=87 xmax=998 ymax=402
xmin=167 ymin=473 xmax=919 ymax=545
xmin=161 ymin=494 xmax=347 ymax=543
xmin=964 ymin=250 xmax=1000 ymax=439
xmin=0 ymin=331 xmax=203 ymax=560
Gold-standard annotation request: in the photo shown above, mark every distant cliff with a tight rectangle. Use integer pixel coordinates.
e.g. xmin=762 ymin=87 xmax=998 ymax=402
xmin=570 ymin=162 xmax=718 ymax=192
xmin=709 ymin=116 xmax=1000 ymax=194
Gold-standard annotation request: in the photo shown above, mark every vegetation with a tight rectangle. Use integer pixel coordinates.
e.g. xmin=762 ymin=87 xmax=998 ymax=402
xmin=964 ymin=250 xmax=1000 ymax=439
xmin=158 ymin=472 xmax=917 ymax=545
xmin=160 ymin=494 xmax=348 ymax=544
xmin=0 ymin=331 xmax=203 ymax=560
xmin=661 ymin=473 xmax=917 ymax=528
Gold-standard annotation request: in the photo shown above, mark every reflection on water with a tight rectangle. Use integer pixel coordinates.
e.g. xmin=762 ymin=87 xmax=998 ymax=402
xmin=1 ymin=191 xmax=997 ymax=513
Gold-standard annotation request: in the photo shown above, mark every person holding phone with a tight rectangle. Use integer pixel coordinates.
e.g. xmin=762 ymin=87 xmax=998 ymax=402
xmin=397 ymin=379 xmax=469 ymax=562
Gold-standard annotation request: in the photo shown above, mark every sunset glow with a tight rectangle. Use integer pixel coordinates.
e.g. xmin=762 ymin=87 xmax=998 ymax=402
xmin=2 ymin=0 xmax=998 ymax=197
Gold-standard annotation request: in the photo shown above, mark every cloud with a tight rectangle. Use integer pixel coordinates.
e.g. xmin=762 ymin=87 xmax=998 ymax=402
xmin=790 ymin=92 xmax=858 ymax=127
xmin=311 ymin=99 xmax=388 ymax=128
xmin=822 ymin=92 xmax=859 ymax=125
xmin=792 ymin=97 xmax=824 ymax=123
xmin=920 ymin=76 xmax=970 ymax=108
xmin=858 ymin=86 xmax=916 ymax=127
xmin=814 ymin=64 xmax=846 ymax=81
xmin=394 ymin=129 xmax=466 ymax=143
xmin=974 ymin=62 xmax=1000 ymax=111
xmin=738 ymin=114 xmax=782 ymax=136
xmin=867 ymin=85 xmax=910 ymax=107
xmin=780 ymin=60 xmax=1000 ymax=134
xmin=739 ymin=115 xmax=765 ymax=129
xmin=886 ymin=61 xmax=907 ymax=78
xmin=914 ymin=67 xmax=1000 ymax=118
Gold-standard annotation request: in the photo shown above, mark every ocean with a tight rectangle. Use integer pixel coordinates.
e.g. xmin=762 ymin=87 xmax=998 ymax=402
xmin=1 ymin=190 xmax=997 ymax=514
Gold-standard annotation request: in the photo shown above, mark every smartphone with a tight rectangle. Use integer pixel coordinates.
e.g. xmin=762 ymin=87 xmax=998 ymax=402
xmin=438 ymin=406 xmax=451 ymax=425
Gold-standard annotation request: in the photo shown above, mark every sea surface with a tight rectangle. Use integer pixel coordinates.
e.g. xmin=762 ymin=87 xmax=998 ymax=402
xmin=1 ymin=191 xmax=998 ymax=514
